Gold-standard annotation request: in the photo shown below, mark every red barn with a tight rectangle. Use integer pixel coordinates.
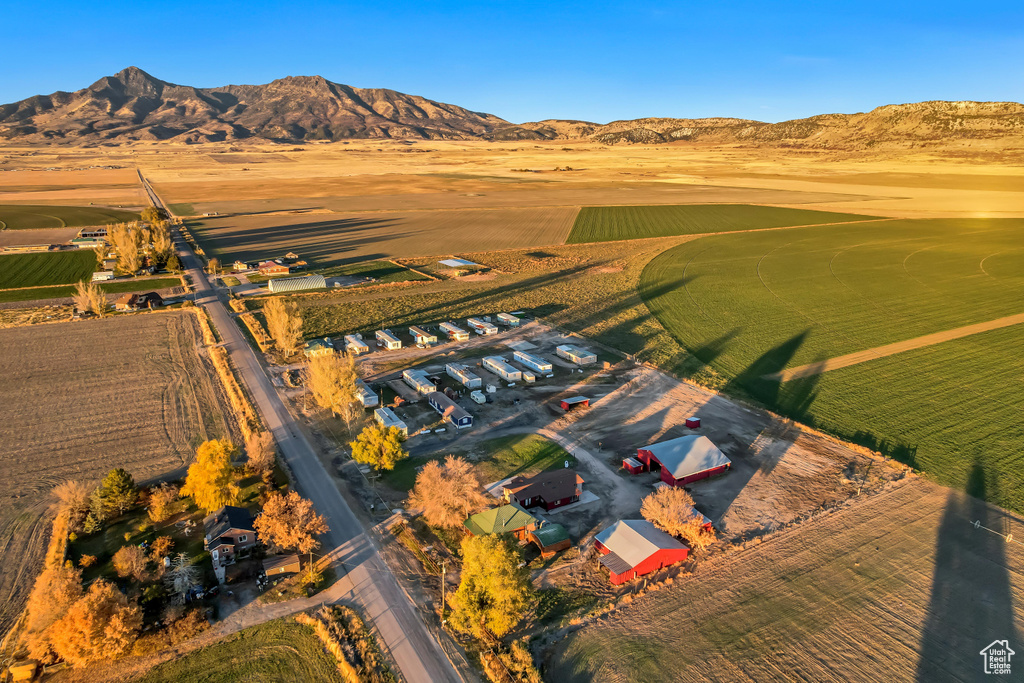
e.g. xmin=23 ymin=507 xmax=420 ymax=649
xmin=636 ymin=435 xmax=731 ymax=487
xmin=594 ymin=520 xmax=689 ymax=585
xmin=622 ymin=456 xmax=645 ymax=475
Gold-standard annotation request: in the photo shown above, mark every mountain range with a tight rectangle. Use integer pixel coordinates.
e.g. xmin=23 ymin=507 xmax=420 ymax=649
xmin=1 ymin=67 xmax=1022 ymax=148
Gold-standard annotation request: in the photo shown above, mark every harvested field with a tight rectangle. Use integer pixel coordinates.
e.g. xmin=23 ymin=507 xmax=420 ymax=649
xmin=0 ymin=312 xmax=236 ymax=637
xmin=187 ymin=207 xmax=579 ymax=265
xmin=0 ymin=204 xmax=138 ymax=230
xmin=548 ymin=478 xmax=1024 ymax=682
xmin=0 ymin=250 xmax=95 ymax=288
xmin=0 ymin=168 xmax=146 ymax=209
xmin=0 ymin=227 xmax=79 ymax=248
xmin=0 ymin=276 xmax=180 ymax=305
xmin=566 ymin=204 xmax=873 ymax=243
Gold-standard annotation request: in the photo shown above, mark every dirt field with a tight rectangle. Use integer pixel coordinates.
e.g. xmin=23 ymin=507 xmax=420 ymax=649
xmin=0 ymin=227 xmax=79 ymax=247
xmin=547 ymin=477 xmax=1024 ymax=682
xmin=0 ymin=312 xmax=236 ymax=638
xmin=0 ymin=167 xmax=146 ymax=209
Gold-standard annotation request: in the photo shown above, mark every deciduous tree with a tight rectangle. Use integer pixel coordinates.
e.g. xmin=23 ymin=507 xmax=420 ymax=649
xmin=140 ymin=206 xmax=168 ymax=224
xmin=263 ymin=296 xmax=303 ymax=356
xmin=245 ymin=431 xmax=277 ymax=475
xmin=73 ymin=280 xmax=106 ymax=317
xmin=112 ymin=545 xmax=149 ymax=582
xmin=304 ymin=352 xmax=358 ymax=415
xmin=147 ymin=483 xmax=179 ymax=523
xmin=180 ymin=439 xmax=240 ymax=513
xmin=164 ymin=554 xmax=200 ymax=605
xmin=53 ymin=480 xmax=91 ymax=533
xmin=47 ymin=580 xmax=142 ymax=667
xmin=450 ymin=534 xmax=533 ymax=639
xmin=253 ymin=491 xmax=329 ymax=580
xmin=206 ymin=257 xmax=220 ymax=276
xmin=25 ymin=564 xmax=83 ymax=660
xmin=640 ymin=486 xmax=716 ymax=551
xmin=109 ymin=223 xmax=144 ymax=274
xmin=349 ymin=424 xmax=408 ymax=472
xmin=408 ymin=456 xmax=489 ymax=529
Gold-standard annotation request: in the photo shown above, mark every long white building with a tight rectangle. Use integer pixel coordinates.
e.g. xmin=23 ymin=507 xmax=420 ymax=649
xmin=556 ymin=344 xmax=597 ymax=365
xmin=344 ymin=334 xmax=370 ymax=355
xmin=354 ymin=379 xmax=379 ymax=407
xmin=439 ymin=321 xmax=469 ymax=341
xmin=402 ymin=368 xmax=436 ymax=395
xmin=467 ymin=317 xmax=499 ymax=335
xmin=446 ymin=362 xmax=483 ymax=388
xmin=374 ymin=407 xmax=408 ymax=436
xmin=513 ymin=350 xmax=553 ymax=374
xmin=483 ymin=356 xmax=522 ymax=382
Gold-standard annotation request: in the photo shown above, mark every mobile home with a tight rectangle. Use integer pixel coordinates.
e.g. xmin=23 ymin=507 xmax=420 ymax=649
xmin=466 ymin=317 xmax=499 ymax=336
xmin=354 ymin=379 xmax=379 ymax=408
xmin=409 ymin=325 xmax=437 ymax=346
xmin=496 ymin=312 xmax=521 ymax=327
xmin=513 ymin=350 xmax=553 ymax=374
xmin=483 ymin=356 xmax=522 ymax=382
xmin=376 ymin=329 xmax=402 ymax=350
xmin=402 ymin=368 xmax=436 ymax=395
xmin=446 ymin=362 xmax=483 ymax=388
xmin=427 ymin=391 xmax=473 ymax=430
xmin=344 ymin=334 xmax=370 ymax=355
xmin=556 ymin=344 xmax=597 ymax=365
xmin=374 ymin=407 xmax=408 ymax=436
xmin=439 ymin=321 xmax=469 ymax=341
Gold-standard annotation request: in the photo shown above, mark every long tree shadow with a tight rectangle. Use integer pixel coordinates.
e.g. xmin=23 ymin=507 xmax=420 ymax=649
xmin=916 ymin=459 xmax=1019 ymax=681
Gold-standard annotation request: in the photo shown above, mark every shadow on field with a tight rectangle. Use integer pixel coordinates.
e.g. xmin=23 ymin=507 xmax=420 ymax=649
xmin=916 ymin=460 xmax=1019 ymax=682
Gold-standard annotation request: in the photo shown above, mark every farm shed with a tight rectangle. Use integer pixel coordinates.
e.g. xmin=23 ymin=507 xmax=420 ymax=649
xmin=502 ymin=469 xmax=584 ymax=511
xmin=622 ymin=456 xmax=645 ymax=475
xmin=686 ymin=417 xmax=701 ymax=429
xmin=258 ymin=261 xmax=290 ymax=276
xmin=594 ymin=519 xmax=689 ymax=585
xmin=344 ymin=334 xmax=370 ymax=355
xmin=92 ymin=270 xmax=115 ymax=281
xmin=403 ymin=368 xmax=436 ymax=395
xmin=556 ymin=344 xmax=597 ymax=365
xmin=354 ymin=379 xmax=379 ymax=407
xmin=560 ymin=396 xmax=590 ymax=411
xmin=427 ymin=391 xmax=473 ymax=430
xmin=409 ymin=325 xmax=437 ymax=345
xmin=483 ymin=356 xmax=522 ymax=382
xmin=497 ymin=312 xmax=521 ymax=327
xmin=529 ymin=523 xmax=571 ymax=559
xmin=303 ymin=337 xmax=335 ymax=357
xmin=637 ymin=435 xmax=731 ymax=487
xmin=467 ymin=317 xmax=499 ymax=335
xmin=439 ymin=258 xmax=481 ymax=269
xmin=376 ymin=329 xmax=402 ymax=350
xmin=439 ymin=321 xmax=469 ymax=341
xmin=374 ymin=407 xmax=408 ymax=436
xmin=446 ymin=362 xmax=482 ymax=388
xmin=262 ymin=554 xmax=301 ymax=577
xmin=464 ymin=503 xmax=538 ymax=541
xmin=268 ymin=274 xmax=326 ymax=293
xmin=513 ymin=350 xmax=553 ymax=374
xmin=71 ymin=237 xmax=105 ymax=249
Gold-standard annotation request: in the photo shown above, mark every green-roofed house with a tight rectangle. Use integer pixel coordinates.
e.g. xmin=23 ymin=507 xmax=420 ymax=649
xmin=464 ymin=504 xmax=539 ymax=542
xmin=529 ymin=522 xmax=572 ymax=558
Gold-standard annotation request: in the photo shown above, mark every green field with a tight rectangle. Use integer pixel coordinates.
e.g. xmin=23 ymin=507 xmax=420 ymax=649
xmin=136 ymin=619 xmax=344 ymax=683
xmin=0 ymin=250 xmax=96 ymax=288
xmin=0 ymin=277 xmax=180 ymax=303
xmin=566 ymin=204 xmax=872 ymax=243
xmin=639 ymin=217 xmax=1024 ymax=509
xmin=0 ymin=204 xmax=139 ymax=230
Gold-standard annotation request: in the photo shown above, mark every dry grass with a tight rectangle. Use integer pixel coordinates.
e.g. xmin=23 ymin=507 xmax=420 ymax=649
xmin=0 ymin=312 xmax=236 ymax=638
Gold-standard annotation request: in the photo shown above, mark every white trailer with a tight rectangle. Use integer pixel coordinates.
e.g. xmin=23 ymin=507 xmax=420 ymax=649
xmin=496 ymin=312 xmax=520 ymax=327
xmin=439 ymin=321 xmax=469 ymax=341
xmin=409 ymin=325 xmax=437 ymax=345
xmin=374 ymin=407 xmax=408 ymax=436
xmin=446 ymin=362 xmax=482 ymax=389
xmin=522 ymin=370 xmax=536 ymax=384
xmin=345 ymin=334 xmax=370 ymax=355
xmin=556 ymin=344 xmax=597 ymax=365
xmin=470 ymin=390 xmax=487 ymax=404
xmin=402 ymin=368 xmax=436 ymax=395
xmin=483 ymin=356 xmax=522 ymax=382
xmin=354 ymin=379 xmax=379 ymax=407
xmin=466 ymin=317 xmax=499 ymax=336
xmin=376 ymin=329 xmax=402 ymax=350
xmin=513 ymin=350 xmax=553 ymax=374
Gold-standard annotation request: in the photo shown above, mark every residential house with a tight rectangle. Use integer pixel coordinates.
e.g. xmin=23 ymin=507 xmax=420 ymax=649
xmin=502 ymin=469 xmax=584 ymax=511
xmin=463 ymin=504 xmax=539 ymax=542
xmin=258 ymin=261 xmax=290 ymax=276
xmin=204 ymin=506 xmax=257 ymax=567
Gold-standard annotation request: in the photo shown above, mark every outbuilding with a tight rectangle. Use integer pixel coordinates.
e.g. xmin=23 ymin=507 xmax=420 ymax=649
xmin=622 ymin=456 xmax=645 ymax=475
xmin=560 ymin=396 xmax=590 ymax=411
xmin=636 ymin=434 xmax=731 ymax=487
xmin=529 ymin=523 xmax=571 ymax=559
xmin=267 ymin=274 xmax=325 ymax=293
xmin=92 ymin=270 xmax=115 ymax=281
xmin=262 ymin=554 xmax=301 ymax=577
xmin=594 ymin=519 xmax=690 ymax=585
xmin=427 ymin=391 xmax=473 ymax=430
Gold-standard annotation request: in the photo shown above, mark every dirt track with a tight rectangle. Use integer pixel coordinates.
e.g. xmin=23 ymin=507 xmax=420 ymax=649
xmin=766 ymin=311 xmax=1024 ymax=381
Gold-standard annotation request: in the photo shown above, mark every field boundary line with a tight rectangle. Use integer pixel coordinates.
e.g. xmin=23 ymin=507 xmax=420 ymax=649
xmin=766 ymin=311 xmax=1024 ymax=381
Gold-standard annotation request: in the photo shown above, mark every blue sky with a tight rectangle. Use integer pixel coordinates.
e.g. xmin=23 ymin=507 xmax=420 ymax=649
xmin=2 ymin=1 xmax=1022 ymax=123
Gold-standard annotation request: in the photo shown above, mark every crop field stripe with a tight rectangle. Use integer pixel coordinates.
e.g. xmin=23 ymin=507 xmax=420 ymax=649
xmin=0 ymin=204 xmax=139 ymax=230
xmin=0 ymin=250 xmax=96 ymax=288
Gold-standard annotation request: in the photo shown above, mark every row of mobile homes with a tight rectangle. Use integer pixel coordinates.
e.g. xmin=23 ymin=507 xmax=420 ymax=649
xmin=376 ymin=329 xmax=402 ymax=350
xmin=354 ymin=379 xmax=379 ymax=408
xmin=467 ymin=317 xmax=499 ymax=336
xmin=483 ymin=356 xmax=522 ymax=382
xmin=427 ymin=391 xmax=473 ymax=430
xmin=409 ymin=325 xmax=437 ymax=346
xmin=402 ymin=368 xmax=436 ymax=395
xmin=374 ymin=407 xmax=408 ymax=436
xmin=513 ymin=350 xmax=553 ymax=374
xmin=446 ymin=362 xmax=482 ymax=388
xmin=497 ymin=312 xmax=520 ymax=327
xmin=439 ymin=321 xmax=469 ymax=341
xmin=345 ymin=334 xmax=370 ymax=355
xmin=556 ymin=344 xmax=597 ymax=365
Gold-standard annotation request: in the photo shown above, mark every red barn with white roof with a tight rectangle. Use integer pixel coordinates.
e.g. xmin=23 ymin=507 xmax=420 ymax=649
xmin=636 ymin=435 xmax=731 ymax=487
xmin=593 ymin=519 xmax=689 ymax=585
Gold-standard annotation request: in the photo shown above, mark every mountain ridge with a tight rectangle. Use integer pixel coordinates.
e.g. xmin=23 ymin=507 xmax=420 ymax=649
xmin=2 ymin=67 xmax=1022 ymax=148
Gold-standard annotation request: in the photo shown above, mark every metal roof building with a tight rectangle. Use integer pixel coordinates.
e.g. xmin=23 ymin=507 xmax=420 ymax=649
xmin=374 ymin=407 xmax=408 ymax=436
xmin=513 ymin=350 xmax=553 ymax=374
xmin=354 ymin=379 xmax=379 ymax=407
xmin=402 ymin=368 xmax=436 ymax=395
xmin=483 ymin=356 xmax=522 ymax=382
xmin=427 ymin=391 xmax=473 ymax=430
xmin=594 ymin=520 xmax=689 ymax=585
xmin=344 ymin=334 xmax=369 ymax=355
xmin=439 ymin=258 xmax=481 ymax=269
xmin=439 ymin=321 xmax=469 ymax=341
xmin=376 ymin=329 xmax=402 ymax=350
xmin=409 ymin=326 xmax=437 ymax=345
xmin=467 ymin=317 xmax=499 ymax=335
xmin=497 ymin=312 xmax=520 ymax=327
xmin=446 ymin=362 xmax=482 ymax=388
xmin=556 ymin=344 xmax=597 ymax=365
xmin=268 ymin=274 xmax=326 ymax=293
xmin=637 ymin=435 xmax=732 ymax=487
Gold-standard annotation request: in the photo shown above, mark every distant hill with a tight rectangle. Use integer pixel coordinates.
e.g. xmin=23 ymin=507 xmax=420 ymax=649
xmin=1 ymin=67 xmax=1022 ymax=147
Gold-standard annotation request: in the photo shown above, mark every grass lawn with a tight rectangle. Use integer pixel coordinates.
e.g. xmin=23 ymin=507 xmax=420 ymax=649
xmin=0 ymin=250 xmax=95 ymax=288
xmin=471 ymin=433 xmax=576 ymax=484
xmin=566 ymin=204 xmax=871 ymax=243
xmin=167 ymin=202 xmax=196 ymax=216
xmin=0 ymin=276 xmax=180 ymax=303
xmin=0 ymin=204 xmax=139 ymax=230
xmin=135 ymin=619 xmax=344 ymax=683
xmin=221 ymin=275 xmax=241 ymax=287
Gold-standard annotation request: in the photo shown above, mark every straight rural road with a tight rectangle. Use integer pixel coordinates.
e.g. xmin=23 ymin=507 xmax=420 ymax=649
xmin=152 ymin=185 xmax=463 ymax=681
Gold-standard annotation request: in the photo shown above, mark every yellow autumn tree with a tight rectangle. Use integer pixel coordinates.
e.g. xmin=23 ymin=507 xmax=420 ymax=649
xmin=180 ymin=439 xmax=240 ymax=513
xmin=349 ymin=424 xmax=408 ymax=472
xmin=449 ymin=534 xmax=533 ymax=639
xmin=47 ymin=580 xmax=142 ymax=667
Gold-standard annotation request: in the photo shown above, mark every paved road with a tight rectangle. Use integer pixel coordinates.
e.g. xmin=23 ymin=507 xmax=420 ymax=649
xmin=154 ymin=184 xmax=462 ymax=682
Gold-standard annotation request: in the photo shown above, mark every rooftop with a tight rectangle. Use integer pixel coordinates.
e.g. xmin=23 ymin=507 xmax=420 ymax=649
xmin=464 ymin=504 xmax=538 ymax=536
xmin=640 ymin=435 xmax=731 ymax=479
xmin=504 ymin=469 xmax=583 ymax=504
xmin=594 ymin=519 xmax=687 ymax=569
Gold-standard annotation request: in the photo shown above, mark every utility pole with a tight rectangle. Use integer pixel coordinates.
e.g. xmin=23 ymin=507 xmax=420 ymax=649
xmin=440 ymin=560 xmax=447 ymax=625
